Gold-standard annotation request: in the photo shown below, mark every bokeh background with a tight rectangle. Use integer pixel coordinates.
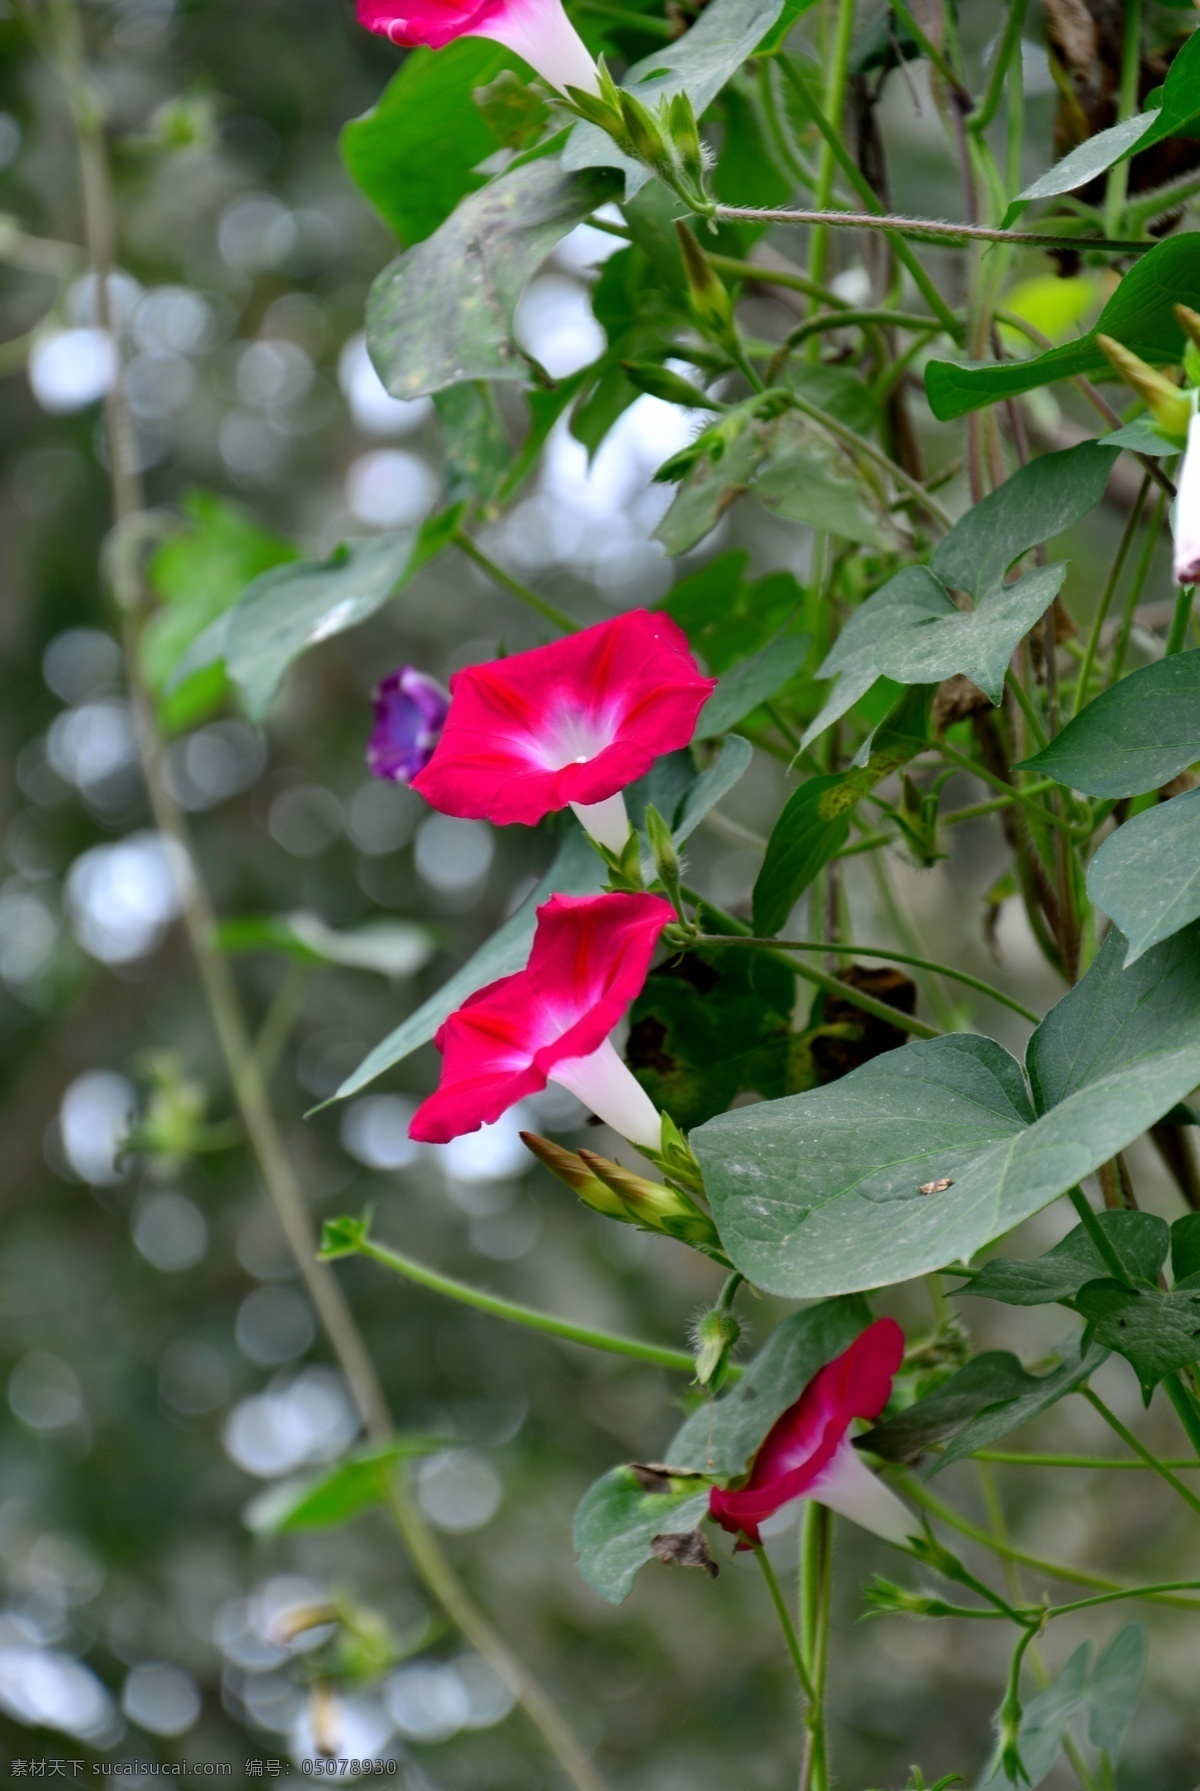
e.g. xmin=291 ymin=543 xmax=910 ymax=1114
xmin=0 ymin=0 xmax=1198 ymax=1784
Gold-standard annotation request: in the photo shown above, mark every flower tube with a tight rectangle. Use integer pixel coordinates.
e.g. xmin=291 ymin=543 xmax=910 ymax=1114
xmin=367 ymin=666 xmax=450 ymax=785
xmin=356 ymin=0 xmax=600 ymax=97
xmin=409 ymin=891 xmax=673 ymax=1149
xmin=709 ymin=1319 xmax=914 ymax=1549
xmin=1174 ymin=408 xmax=1200 ymax=587
xmin=410 ymin=610 xmax=716 ymax=853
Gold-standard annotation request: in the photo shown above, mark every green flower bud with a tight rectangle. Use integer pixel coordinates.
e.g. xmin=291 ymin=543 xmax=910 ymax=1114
xmin=693 ymin=1304 xmax=741 ymax=1389
xmin=1097 ymin=333 xmax=1191 ymax=439
xmin=675 ymin=221 xmax=734 ymax=337
xmin=520 ymin=1132 xmax=632 ymax=1219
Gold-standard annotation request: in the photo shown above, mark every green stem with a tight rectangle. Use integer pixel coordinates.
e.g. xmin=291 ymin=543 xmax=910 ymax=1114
xmin=1104 ymin=0 xmax=1141 ymax=242
xmin=1163 ymin=1372 xmax=1200 ymax=1460
xmin=899 ymin=1477 xmax=1200 ymax=1608
xmin=888 ymin=0 xmax=972 ymax=107
xmin=712 ymin=201 xmax=1149 ymax=257
xmin=775 ymin=307 xmax=947 ymax=365
xmin=1166 ymin=582 xmax=1194 ymax=656
xmin=799 ymin=1503 xmax=831 ymax=1791
xmin=774 ymin=57 xmax=962 ymax=336
xmin=1072 ymin=474 xmax=1150 ymax=717
xmin=937 ymin=742 xmax=1078 ymax=838
xmin=706 ymin=252 xmax=846 ymax=309
xmin=1048 ymin=1578 xmax=1200 ymax=1618
xmin=1066 ymin=1185 xmax=1132 ymax=1282
xmin=685 ymin=895 xmax=941 ymax=1039
xmin=942 ymin=781 xmax=1058 ymax=826
xmin=454 ymin=531 xmax=580 ymax=634
xmin=755 ymin=1546 xmax=817 ymax=1703
xmin=1006 ymin=670 xmax=1050 ymax=752
xmin=806 ymin=0 xmax=857 ymax=299
xmin=1082 ymin=1388 xmax=1200 ymax=1522
xmin=349 ymin=1233 xmax=710 ymax=1376
xmin=968 ymin=0 xmax=1030 ymax=136
xmin=972 ymin=1449 xmax=1200 ymax=1470
xmin=694 ymin=933 xmax=1038 ymax=1023
xmin=1110 ymin=487 xmax=1169 ymax=686
xmin=1124 ymin=167 xmax=1200 ymax=232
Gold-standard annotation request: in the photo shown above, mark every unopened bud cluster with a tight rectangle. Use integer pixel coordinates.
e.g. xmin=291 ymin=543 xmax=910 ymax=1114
xmin=565 ymin=67 xmax=714 ymax=215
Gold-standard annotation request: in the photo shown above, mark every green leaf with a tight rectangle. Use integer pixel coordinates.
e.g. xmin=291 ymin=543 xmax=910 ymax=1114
xmin=366 ymin=158 xmax=620 ymax=399
xmin=1020 ymin=648 xmax=1200 ymax=795
xmin=859 ymin=1334 xmax=1105 ymax=1472
xmin=751 ymin=408 xmax=905 ymax=550
xmin=1087 ymin=786 xmax=1200 ymax=962
xmin=573 ymin=1469 xmax=711 ymax=1604
xmin=752 ymin=774 xmax=852 ymax=936
xmin=340 ymin=41 xmax=514 ymax=244
xmin=217 ymin=912 xmax=435 ymax=978
xmin=694 ymin=922 xmax=1200 ymax=1299
xmin=170 ymin=526 xmax=444 ymax=722
xmin=245 ymin=1439 xmax=449 ymax=1534
xmin=1007 ymin=112 xmax=1157 ymax=217
xmin=433 ymin=382 xmax=514 ymax=503
xmin=140 ymin=491 xmax=297 ymax=732
xmin=1100 ymin=415 xmax=1181 ymax=457
xmin=929 ymin=443 xmax=1116 ymax=601
xmin=803 ymin=561 xmax=1067 ymax=748
xmin=1171 ymin=1211 xmax=1200 ymax=1284
xmin=962 ymin=1212 xmax=1169 ymax=1306
xmin=663 ymin=554 xmax=807 ymax=672
xmin=1128 ymin=29 xmax=1200 ymax=154
xmin=925 ymin=235 xmax=1200 ymax=420
xmin=331 ymin=738 xmax=752 ymax=1101
xmin=1087 ymin=1623 xmax=1148 ymax=1761
xmin=627 ymin=940 xmax=796 ymax=1130
xmin=332 ymin=824 xmax=602 ymax=1101
xmin=562 ymin=0 xmax=789 ymax=192
xmin=696 ymin=631 xmax=812 ymax=738
xmin=669 ymin=1296 xmax=871 ymax=1476
xmin=669 ymin=734 xmax=754 ymax=843
xmin=1075 ymin=1276 xmax=1200 ymax=1397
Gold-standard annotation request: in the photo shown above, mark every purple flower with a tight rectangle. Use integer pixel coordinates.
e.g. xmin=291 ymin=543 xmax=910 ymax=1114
xmin=367 ymin=667 xmax=451 ymax=785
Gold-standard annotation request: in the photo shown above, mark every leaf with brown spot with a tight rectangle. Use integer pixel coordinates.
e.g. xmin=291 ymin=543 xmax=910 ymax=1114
xmin=650 ymin=1529 xmax=719 ymax=1579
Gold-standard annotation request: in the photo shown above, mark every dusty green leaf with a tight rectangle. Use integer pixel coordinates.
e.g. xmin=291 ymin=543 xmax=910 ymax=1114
xmin=1075 ymin=1276 xmax=1200 ymax=1396
xmin=573 ymin=1468 xmax=712 ymax=1605
xmin=1087 ymin=1623 xmax=1148 ymax=1760
xmin=962 ymin=1212 xmax=1169 ymax=1306
xmin=696 ymin=631 xmax=812 ymax=738
xmin=928 ymin=443 xmax=1115 ymax=600
xmin=366 ymin=158 xmax=620 ymax=399
xmin=1087 ymin=787 xmax=1200 ymax=962
xmin=694 ymin=923 xmax=1200 ymax=1299
xmin=1021 ymin=649 xmax=1200 ymax=795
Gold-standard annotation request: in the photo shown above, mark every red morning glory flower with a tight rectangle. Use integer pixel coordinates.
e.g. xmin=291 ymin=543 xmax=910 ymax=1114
xmin=410 ymin=610 xmax=717 ymax=853
xmin=367 ymin=666 xmax=450 ymax=786
xmin=356 ymin=0 xmax=599 ymax=96
xmin=709 ymin=1319 xmax=913 ymax=1549
xmin=409 ymin=891 xmax=673 ymax=1149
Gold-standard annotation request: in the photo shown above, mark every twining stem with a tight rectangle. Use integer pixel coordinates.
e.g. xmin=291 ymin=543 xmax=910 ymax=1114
xmin=755 ymin=1546 xmax=817 ymax=1704
xmin=937 ymin=742 xmax=1080 ymax=838
xmin=1066 ymin=1185 xmax=1132 ymax=1282
xmin=1104 ymin=0 xmax=1142 ymax=242
xmin=342 ymin=1232 xmax=711 ymax=1377
xmin=973 ymin=1450 xmax=1200 ymax=1470
xmin=1048 ymin=1579 xmax=1200 ymax=1618
xmin=46 ymin=10 xmax=608 ymax=1788
xmin=899 ymin=1477 xmax=1200 ymax=1609
xmin=1080 ymin=1391 xmax=1200 ymax=1523
xmin=1088 ymin=1382 xmax=1200 ymax=1511
xmin=968 ymin=0 xmax=1029 ymax=135
xmin=712 ymin=203 xmax=1149 ymax=255
xmin=454 ymin=530 xmax=579 ymax=634
xmin=685 ymin=894 xmax=942 ymax=1039
xmin=887 ymin=0 xmax=972 ymax=108
xmin=799 ymin=1503 xmax=832 ymax=1791
xmin=806 ymin=0 xmax=857 ymax=298
xmin=693 ymin=933 xmax=1038 ymax=1023
xmin=774 ymin=56 xmax=960 ymax=336
xmin=1109 ymin=486 xmax=1169 ymax=684
xmin=1072 ymin=474 xmax=1151 ymax=717
xmin=1165 ymin=581 xmax=1195 ymax=656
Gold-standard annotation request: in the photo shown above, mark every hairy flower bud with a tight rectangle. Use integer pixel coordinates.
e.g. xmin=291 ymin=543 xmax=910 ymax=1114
xmin=1096 ymin=334 xmax=1191 ymax=439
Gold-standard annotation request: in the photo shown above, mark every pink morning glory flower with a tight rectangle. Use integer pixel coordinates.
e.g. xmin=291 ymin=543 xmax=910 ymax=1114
xmin=709 ymin=1319 xmax=915 ymax=1549
xmin=367 ymin=666 xmax=451 ymax=785
xmin=1174 ymin=409 xmax=1200 ymax=587
xmin=356 ymin=0 xmax=600 ymax=96
xmin=411 ymin=610 xmax=717 ymax=853
xmin=409 ymin=891 xmax=673 ymax=1149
